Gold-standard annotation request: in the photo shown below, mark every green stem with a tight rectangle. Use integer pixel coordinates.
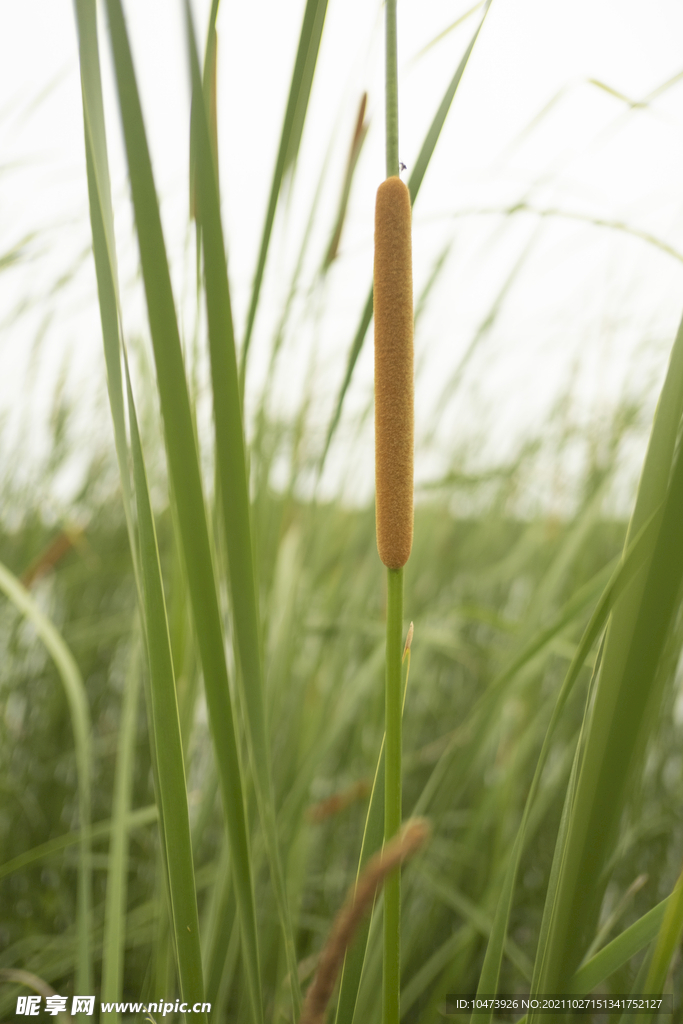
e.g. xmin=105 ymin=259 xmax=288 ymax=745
xmin=384 ymin=566 xmax=403 ymax=1024
xmin=383 ymin=6 xmax=402 ymax=1021
xmin=385 ymin=0 xmax=399 ymax=178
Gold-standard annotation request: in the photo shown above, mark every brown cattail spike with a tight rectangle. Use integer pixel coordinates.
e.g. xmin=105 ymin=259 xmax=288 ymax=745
xmin=299 ymin=818 xmax=430 ymax=1024
xmin=374 ymin=176 xmax=414 ymax=569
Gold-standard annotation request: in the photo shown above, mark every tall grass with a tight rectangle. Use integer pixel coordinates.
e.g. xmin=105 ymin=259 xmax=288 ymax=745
xmin=3 ymin=3 xmax=683 ymax=1024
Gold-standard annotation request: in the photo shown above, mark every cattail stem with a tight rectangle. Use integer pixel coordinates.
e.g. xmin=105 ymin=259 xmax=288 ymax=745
xmin=385 ymin=0 xmax=399 ymax=178
xmin=384 ymin=566 xmax=404 ymax=1024
xmin=378 ymin=7 xmax=409 ymax=1022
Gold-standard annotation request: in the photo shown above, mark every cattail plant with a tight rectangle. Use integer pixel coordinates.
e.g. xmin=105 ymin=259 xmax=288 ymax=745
xmin=299 ymin=818 xmax=429 ymax=1024
xmin=374 ymin=2 xmax=414 ymax=1021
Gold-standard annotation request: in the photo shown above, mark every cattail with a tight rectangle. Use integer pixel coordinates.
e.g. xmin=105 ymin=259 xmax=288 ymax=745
xmin=299 ymin=818 xmax=430 ymax=1024
xmin=374 ymin=175 xmax=414 ymax=569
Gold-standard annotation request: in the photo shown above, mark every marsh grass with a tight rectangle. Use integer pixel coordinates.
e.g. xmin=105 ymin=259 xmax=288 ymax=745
xmin=3 ymin=3 xmax=683 ymax=1024
xmin=2 ymin=394 xmax=680 ymax=1022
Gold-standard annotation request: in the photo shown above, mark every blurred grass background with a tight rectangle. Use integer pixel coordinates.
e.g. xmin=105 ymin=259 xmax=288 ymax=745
xmin=3 ymin=1 xmax=683 ymax=1022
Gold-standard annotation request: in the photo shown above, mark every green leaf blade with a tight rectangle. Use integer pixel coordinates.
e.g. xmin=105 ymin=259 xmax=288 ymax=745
xmin=101 ymin=2 xmax=263 ymax=1017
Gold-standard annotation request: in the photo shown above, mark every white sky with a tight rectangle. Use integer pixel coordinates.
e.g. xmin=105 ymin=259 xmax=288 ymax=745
xmin=2 ymin=0 xmax=683 ymax=515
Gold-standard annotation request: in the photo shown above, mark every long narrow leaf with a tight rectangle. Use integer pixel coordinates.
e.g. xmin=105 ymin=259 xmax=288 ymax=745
xmin=184 ymin=2 xmax=297 ymax=1017
xmin=569 ymin=897 xmax=670 ymax=993
xmin=494 ymin=898 xmax=669 ymax=1024
xmin=102 ymin=2 xmax=263 ymax=1018
xmin=0 ymin=806 xmax=157 ymax=883
xmin=320 ymin=0 xmax=493 ymax=466
xmin=536 ymin=306 xmax=683 ymax=991
xmin=335 ymin=646 xmax=412 ymax=1024
xmin=334 ymin=741 xmax=385 ymax=1024
xmin=466 ymin=502 xmax=662 ymax=1018
xmin=240 ymin=0 xmax=330 ymax=388
xmin=101 ymin=632 xmax=142 ymax=1021
xmin=643 ymin=866 xmax=683 ymax=1000
xmin=0 ymin=561 xmax=92 ymax=995
xmin=126 ymin=364 xmax=206 ymax=1019
xmin=72 ymin=0 xmax=137 ymax=582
